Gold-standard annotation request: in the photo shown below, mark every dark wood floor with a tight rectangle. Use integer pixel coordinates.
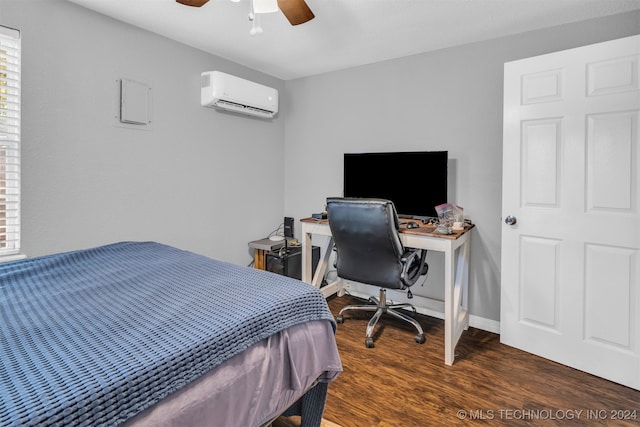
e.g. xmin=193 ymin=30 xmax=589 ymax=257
xmin=275 ymin=295 xmax=639 ymax=427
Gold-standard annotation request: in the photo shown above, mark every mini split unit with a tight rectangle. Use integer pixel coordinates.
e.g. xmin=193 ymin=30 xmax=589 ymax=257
xmin=201 ymin=71 xmax=279 ymax=119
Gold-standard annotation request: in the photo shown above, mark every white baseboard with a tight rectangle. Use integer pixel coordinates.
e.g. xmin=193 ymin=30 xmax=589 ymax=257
xmin=469 ymin=314 xmax=500 ymax=334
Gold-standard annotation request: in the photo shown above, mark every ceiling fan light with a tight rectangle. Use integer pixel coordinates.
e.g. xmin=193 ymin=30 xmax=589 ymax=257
xmin=253 ymin=0 xmax=278 ymax=14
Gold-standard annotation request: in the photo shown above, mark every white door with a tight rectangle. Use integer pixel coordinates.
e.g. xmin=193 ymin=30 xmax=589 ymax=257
xmin=501 ymin=35 xmax=640 ymax=390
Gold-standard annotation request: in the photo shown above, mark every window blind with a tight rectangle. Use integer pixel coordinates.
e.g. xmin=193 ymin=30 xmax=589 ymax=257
xmin=0 ymin=26 xmax=20 ymax=256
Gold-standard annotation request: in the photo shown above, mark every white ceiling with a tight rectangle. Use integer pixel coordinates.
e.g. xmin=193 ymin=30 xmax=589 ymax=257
xmin=67 ymin=0 xmax=640 ymax=80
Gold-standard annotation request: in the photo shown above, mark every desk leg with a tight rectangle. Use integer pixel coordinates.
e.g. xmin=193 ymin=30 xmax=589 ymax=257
xmin=302 ymin=231 xmax=330 ymax=287
xmin=316 ymin=237 xmax=339 ymax=298
xmin=444 ymin=246 xmax=455 ymax=365
xmin=444 ymin=238 xmax=471 ymax=365
xmin=458 ymin=239 xmax=470 ymax=329
xmin=302 ymin=232 xmax=339 ymax=298
xmin=313 ymin=236 xmax=333 ymax=287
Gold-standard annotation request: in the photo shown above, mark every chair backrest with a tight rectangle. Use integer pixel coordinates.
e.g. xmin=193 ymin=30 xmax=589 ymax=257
xmin=326 ymin=197 xmax=408 ymax=289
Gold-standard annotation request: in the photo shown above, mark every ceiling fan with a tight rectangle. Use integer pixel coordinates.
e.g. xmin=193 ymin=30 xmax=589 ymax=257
xmin=176 ymin=0 xmax=315 ymax=26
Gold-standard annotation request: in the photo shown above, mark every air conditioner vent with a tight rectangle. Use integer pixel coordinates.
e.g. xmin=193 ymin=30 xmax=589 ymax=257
xmin=214 ymin=99 xmax=275 ymax=118
xmin=201 ymin=71 xmax=278 ymax=119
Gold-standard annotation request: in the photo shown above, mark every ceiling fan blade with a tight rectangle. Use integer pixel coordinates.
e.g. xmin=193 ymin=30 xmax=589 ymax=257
xmin=277 ymin=0 xmax=315 ymax=25
xmin=176 ymin=0 xmax=210 ymax=7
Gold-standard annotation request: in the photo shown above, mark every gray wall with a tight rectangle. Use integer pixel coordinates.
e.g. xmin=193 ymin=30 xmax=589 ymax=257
xmin=283 ymin=11 xmax=640 ymax=322
xmin=2 ymin=0 xmax=286 ymax=264
xmin=4 ymin=0 xmax=639 ymax=324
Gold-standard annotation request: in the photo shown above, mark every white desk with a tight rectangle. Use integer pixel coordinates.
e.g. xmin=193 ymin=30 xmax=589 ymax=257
xmin=300 ymin=218 xmax=473 ymax=365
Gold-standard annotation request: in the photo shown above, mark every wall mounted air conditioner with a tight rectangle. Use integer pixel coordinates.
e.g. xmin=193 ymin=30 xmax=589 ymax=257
xmin=201 ymin=71 xmax=278 ymax=119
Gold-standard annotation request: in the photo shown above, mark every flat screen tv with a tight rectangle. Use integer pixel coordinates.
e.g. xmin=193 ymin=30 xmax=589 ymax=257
xmin=343 ymin=151 xmax=448 ymax=219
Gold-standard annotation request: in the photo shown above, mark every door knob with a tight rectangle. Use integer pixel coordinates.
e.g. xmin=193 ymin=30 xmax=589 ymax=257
xmin=505 ymin=215 xmax=517 ymax=225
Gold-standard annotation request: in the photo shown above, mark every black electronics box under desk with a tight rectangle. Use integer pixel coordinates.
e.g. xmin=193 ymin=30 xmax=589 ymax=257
xmin=266 ymin=245 xmax=320 ymax=281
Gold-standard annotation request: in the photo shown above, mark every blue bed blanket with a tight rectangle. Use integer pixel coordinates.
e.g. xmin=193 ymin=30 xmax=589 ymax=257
xmin=0 ymin=241 xmax=335 ymax=426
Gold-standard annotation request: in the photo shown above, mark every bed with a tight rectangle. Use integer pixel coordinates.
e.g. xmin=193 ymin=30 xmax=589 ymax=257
xmin=0 ymin=241 xmax=342 ymax=427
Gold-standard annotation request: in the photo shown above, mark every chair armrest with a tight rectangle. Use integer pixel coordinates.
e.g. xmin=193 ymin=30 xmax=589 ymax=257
xmin=400 ymin=250 xmax=420 ymax=284
xmin=401 ymin=249 xmax=429 ymax=286
xmin=400 ymin=250 xmax=419 ymax=264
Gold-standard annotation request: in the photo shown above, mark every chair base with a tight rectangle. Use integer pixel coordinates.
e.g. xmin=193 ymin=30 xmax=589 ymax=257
xmin=336 ymin=288 xmax=425 ymax=348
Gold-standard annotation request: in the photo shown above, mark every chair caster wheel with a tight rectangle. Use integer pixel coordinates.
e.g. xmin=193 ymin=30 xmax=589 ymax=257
xmin=336 ymin=315 xmax=344 ymax=324
xmin=415 ymin=334 xmax=426 ymax=344
xmin=365 ymin=337 xmax=374 ymax=348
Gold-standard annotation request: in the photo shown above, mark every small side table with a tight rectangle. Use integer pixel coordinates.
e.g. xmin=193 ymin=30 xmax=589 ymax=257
xmin=248 ymin=238 xmax=285 ymax=270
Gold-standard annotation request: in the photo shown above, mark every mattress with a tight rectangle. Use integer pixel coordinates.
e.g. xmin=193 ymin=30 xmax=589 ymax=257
xmin=0 ymin=241 xmax=341 ymax=427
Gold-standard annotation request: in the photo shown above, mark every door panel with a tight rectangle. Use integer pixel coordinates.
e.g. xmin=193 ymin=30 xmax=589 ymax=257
xmin=519 ymin=236 xmax=560 ymax=330
xmin=584 ymin=244 xmax=635 ymax=349
xmin=521 ymin=119 xmax=561 ymax=207
xmin=502 ymin=35 xmax=640 ymax=390
xmin=587 ymin=112 xmax=636 ymax=212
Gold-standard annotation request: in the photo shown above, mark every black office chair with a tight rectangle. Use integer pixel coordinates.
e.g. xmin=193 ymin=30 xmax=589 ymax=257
xmin=326 ymin=197 xmax=428 ymax=348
